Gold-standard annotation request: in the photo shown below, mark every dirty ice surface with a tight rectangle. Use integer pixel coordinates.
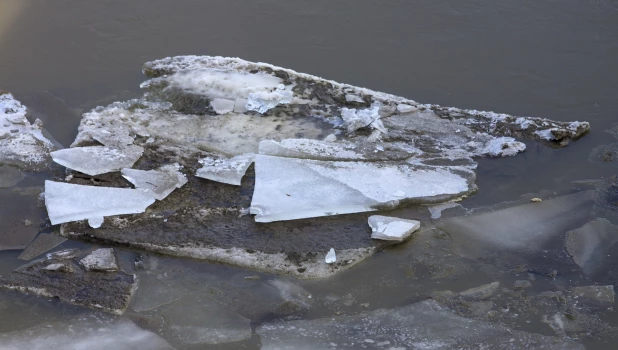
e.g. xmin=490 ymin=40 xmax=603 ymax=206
xmin=0 ymin=93 xmax=55 ymax=169
xmin=44 ymin=181 xmax=155 ymax=225
xmin=368 ymin=215 xmax=420 ymax=242
xmin=0 ymin=315 xmax=174 ymax=350
xmin=195 ymin=153 xmax=254 ymax=186
xmin=257 ymin=299 xmax=583 ymax=350
xmin=122 ymin=163 xmax=187 ymax=200
xmin=50 ymin=145 xmax=144 ymax=176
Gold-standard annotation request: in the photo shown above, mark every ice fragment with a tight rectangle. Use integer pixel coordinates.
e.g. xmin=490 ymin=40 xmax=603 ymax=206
xmin=50 ymin=145 xmax=144 ymax=176
xmin=121 ymin=163 xmax=187 ymax=200
xmin=325 ymin=248 xmax=336 ymax=264
xmin=368 ymin=215 xmax=420 ymax=242
xmin=195 ymin=154 xmax=254 ymax=186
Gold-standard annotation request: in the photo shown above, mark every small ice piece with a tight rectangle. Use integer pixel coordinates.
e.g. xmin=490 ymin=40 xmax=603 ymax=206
xmin=47 ymin=249 xmax=79 ymax=260
xmin=195 ymin=153 xmax=254 ymax=186
xmin=210 ymin=98 xmax=236 ymax=114
xmin=345 ymin=94 xmax=364 ymax=103
xmin=246 ymin=89 xmax=294 ymax=114
xmin=323 ymin=134 xmax=337 ymax=142
xmin=483 ymin=137 xmax=526 ymax=157
xmin=80 ymin=248 xmax=118 ymax=272
xmin=121 ymin=163 xmax=187 ymax=200
xmin=250 ymin=155 xmax=471 ymax=222
xmin=42 ymin=263 xmax=73 ymax=272
xmin=325 ymin=248 xmax=336 ymax=264
xmin=233 ymin=98 xmax=248 ymax=113
xmin=341 ymin=103 xmax=385 ymax=133
xmin=44 ymin=181 xmax=155 ymax=225
xmin=368 ymin=215 xmax=420 ymax=242
xmin=259 ymin=139 xmax=365 ymax=161
xmin=50 ymin=145 xmax=144 ymax=176
xmin=396 ymin=104 xmax=418 ymax=113
xmin=88 ymin=217 xmax=104 ymax=228
xmin=427 ymin=202 xmax=461 ymax=219
xmin=393 ymin=190 xmax=405 ymax=197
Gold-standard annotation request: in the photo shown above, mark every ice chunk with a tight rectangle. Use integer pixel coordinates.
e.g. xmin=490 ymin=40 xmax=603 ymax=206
xmin=195 ymin=153 xmax=254 ymax=186
xmin=259 ymin=139 xmax=365 ymax=160
xmin=565 ymin=218 xmax=618 ymax=275
xmin=82 ymin=127 xmax=135 ymax=148
xmin=0 ymin=164 xmax=25 ymax=188
xmin=441 ymin=191 xmax=594 ymax=257
xmin=122 ymin=163 xmax=187 ymax=200
xmin=80 ymin=248 xmax=118 ymax=271
xmin=396 ymin=103 xmax=418 ymax=113
xmin=368 ymin=215 xmax=420 ymax=242
xmin=0 ymin=316 xmax=174 ymax=350
xmin=50 ymin=145 xmax=144 ymax=176
xmin=341 ymin=103 xmax=386 ymax=133
xmin=210 ymin=98 xmax=235 ymax=114
xmin=344 ymin=94 xmax=364 ymax=103
xmin=250 ymin=155 xmax=472 ymax=222
xmin=257 ymin=299 xmax=583 ymax=350
xmin=0 ymin=93 xmax=55 ymax=168
xmin=483 ymin=137 xmax=526 ymax=157
xmin=246 ymin=87 xmax=293 ymax=113
xmin=325 ymin=248 xmax=336 ymax=264
xmin=427 ymin=202 xmax=461 ymax=219
xmin=44 ymin=181 xmax=155 ymax=225
xmin=88 ymin=216 xmax=104 ymax=228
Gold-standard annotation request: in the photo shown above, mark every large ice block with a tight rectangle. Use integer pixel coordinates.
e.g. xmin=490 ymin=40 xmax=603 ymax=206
xmin=44 ymin=181 xmax=155 ymax=225
xmin=51 ymin=145 xmax=144 ymax=176
xmin=250 ymin=155 xmax=473 ymax=222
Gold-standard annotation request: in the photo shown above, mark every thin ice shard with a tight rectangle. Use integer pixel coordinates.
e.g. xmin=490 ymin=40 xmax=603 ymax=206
xmin=51 ymin=145 xmax=144 ymax=176
xmin=250 ymin=154 xmax=473 ymax=222
xmin=195 ymin=154 xmax=254 ymax=186
xmin=368 ymin=215 xmax=420 ymax=242
xmin=121 ymin=164 xmax=187 ymax=200
xmin=44 ymin=181 xmax=155 ymax=225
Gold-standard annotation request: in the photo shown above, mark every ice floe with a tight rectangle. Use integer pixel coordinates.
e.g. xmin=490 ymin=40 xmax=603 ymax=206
xmin=368 ymin=215 xmax=420 ymax=242
xmin=50 ymin=145 xmax=144 ymax=176
xmin=122 ymin=163 xmax=187 ymax=200
xmin=44 ymin=181 xmax=155 ymax=226
xmin=195 ymin=153 xmax=254 ymax=186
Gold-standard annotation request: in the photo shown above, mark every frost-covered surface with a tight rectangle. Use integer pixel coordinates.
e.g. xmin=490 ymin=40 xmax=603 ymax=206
xmin=250 ymin=154 xmax=473 ymax=222
xmin=79 ymin=248 xmax=118 ymax=271
xmin=0 ymin=93 xmax=55 ymax=169
xmin=51 ymin=145 xmax=143 ymax=176
xmin=0 ymin=315 xmax=174 ymax=350
xmin=45 ymin=181 xmax=155 ymax=225
xmin=122 ymin=163 xmax=187 ymax=200
xmin=368 ymin=215 xmax=420 ymax=242
xmin=257 ymin=299 xmax=583 ymax=350
xmin=195 ymin=153 xmax=254 ymax=186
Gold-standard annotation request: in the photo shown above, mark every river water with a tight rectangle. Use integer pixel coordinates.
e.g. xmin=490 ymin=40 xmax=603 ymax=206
xmin=0 ymin=0 xmax=617 ymax=349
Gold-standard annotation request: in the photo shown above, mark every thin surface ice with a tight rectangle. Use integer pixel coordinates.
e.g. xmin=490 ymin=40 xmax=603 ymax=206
xmin=0 ymin=316 xmax=174 ymax=350
xmin=18 ymin=233 xmax=67 ymax=260
xmin=0 ymin=93 xmax=55 ymax=169
xmin=0 ymin=164 xmax=25 ymax=188
xmin=195 ymin=154 xmax=254 ymax=186
xmin=50 ymin=145 xmax=144 ymax=176
xmin=368 ymin=215 xmax=420 ymax=242
xmin=122 ymin=164 xmax=187 ymax=200
xmin=483 ymin=137 xmax=526 ymax=157
xmin=250 ymin=154 xmax=473 ymax=222
xmin=565 ymin=218 xmax=618 ymax=276
xmin=44 ymin=181 xmax=155 ymax=225
xmin=257 ymin=299 xmax=583 ymax=350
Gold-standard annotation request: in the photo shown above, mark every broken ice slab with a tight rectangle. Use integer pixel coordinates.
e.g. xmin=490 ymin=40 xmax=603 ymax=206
xmin=18 ymin=233 xmax=67 ymax=260
xmin=0 ymin=93 xmax=55 ymax=169
xmin=565 ymin=218 xmax=618 ymax=276
xmin=257 ymin=299 xmax=583 ymax=350
xmin=50 ymin=145 xmax=143 ymax=176
xmin=250 ymin=154 xmax=474 ymax=222
xmin=44 ymin=181 xmax=155 ymax=225
xmin=122 ymin=163 xmax=187 ymax=200
xmin=368 ymin=215 xmax=420 ymax=242
xmin=0 ymin=315 xmax=174 ymax=350
xmin=441 ymin=191 xmax=594 ymax=257
xmin=0 ymin=251 xmax=137 ymax=315
xmin=195 ymin=153 xmax=254 ymax=186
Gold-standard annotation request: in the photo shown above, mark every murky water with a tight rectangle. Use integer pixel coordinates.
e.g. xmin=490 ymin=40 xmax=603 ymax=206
xmin=1 ymin=0 xmax=617 ymax=349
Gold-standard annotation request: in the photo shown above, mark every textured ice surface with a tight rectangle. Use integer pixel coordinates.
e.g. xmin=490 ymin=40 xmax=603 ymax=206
xmin=50 ymin=145 xmax=144 ymax=176
xmin=325 ymin=248 xmax=336 ymax=264
xmin=250 ymin=154 xmax=473 ymax=222
xmin=483 ymin=137 xmax=526 ymax=157
xmin=565 ymin=218 xmax=618 ymax=276
xmin=341 ymin=103 xmax=386 ymax=133
xmin=441 ymin=191 xmax=594 ymax=257
xmin=259 ymin=139 xmax=365 ymax=160
xmin=44 ymin=181 xmax=155 ymax=225
xmin=0 ymin=93 xmax=55 ymax=169
xmin=368 ymin=215 xmax=420 ymax=242
xmin=195 ymin=154 xmax=254 ymax=186
xmin=257 ymin=299 xmax=583 ymax=350
xmin=80 ymin=248 xmax=118 ymax=271
xmin=246 ymin=85 xmax=294 ymax=113
xmin=0 ymin=316 xmax=174 ymax=350
xmin=122 ymin=163 xmax=187 ymax=200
